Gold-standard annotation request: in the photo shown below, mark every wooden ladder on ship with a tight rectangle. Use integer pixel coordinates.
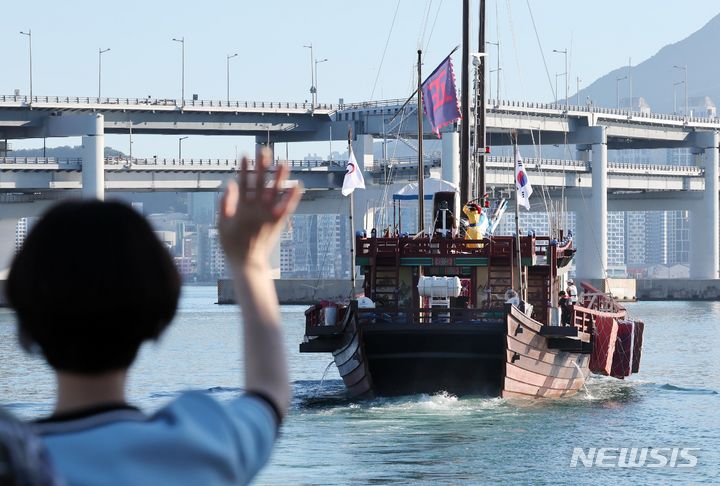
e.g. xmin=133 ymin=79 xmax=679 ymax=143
xmin=527 ymin=267 xmax=550 ymax=324
xmin=372 ymin=239 xmax=400 ymax=310
xmin=487 ymin=255 xmax=513 ymax=308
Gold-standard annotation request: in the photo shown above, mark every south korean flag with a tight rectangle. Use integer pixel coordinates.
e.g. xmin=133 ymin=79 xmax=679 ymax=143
xmin=514 ymin=145 xmax=533 ymax=210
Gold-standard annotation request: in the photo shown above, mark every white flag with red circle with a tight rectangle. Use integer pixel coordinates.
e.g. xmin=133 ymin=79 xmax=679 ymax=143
xmin=341 ymin=147 xmax=366 ymax=196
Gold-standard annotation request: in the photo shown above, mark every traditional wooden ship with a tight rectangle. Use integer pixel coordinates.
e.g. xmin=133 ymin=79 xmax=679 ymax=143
xmin=301 ymin=234 xmax=644 ymax=398
xmin=300 ymin=1 xmax=644 ymax=399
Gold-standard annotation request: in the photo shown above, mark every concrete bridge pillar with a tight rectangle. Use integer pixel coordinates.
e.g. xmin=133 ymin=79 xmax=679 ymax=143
xmin=81 ymin=114 xmax=105 ymax=200
xmin=689 ymin=131 xmax=719 ymax=279
xmin=575 ymin=146 xmax=590 ymax=166
xmin=352 ymin=134 xmax=374 ymax=170
xmin=441 ymin=131 xmax=459 ymax=187
xmin=574 ymin=126 xmax=607 ymax=281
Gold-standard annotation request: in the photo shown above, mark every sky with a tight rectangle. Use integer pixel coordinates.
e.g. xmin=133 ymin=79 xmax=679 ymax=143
xmin=2 ymin=0 xmax=719 ymax=159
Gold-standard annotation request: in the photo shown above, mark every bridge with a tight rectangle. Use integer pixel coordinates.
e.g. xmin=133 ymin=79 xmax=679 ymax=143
xmin=2 ymin=94 xmax=719 ymax=148
xmin=0 ymin=154 xmax=703 ymax=194
xmin=0 ymin=95 xmax=718 ymax=282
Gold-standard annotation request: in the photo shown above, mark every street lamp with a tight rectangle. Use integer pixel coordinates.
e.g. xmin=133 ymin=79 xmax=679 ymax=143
xmin=303 ymin=44 xmax=315 ymax=107
xmin=178 ymin=136 xmax=188 ymax=162
xmin=226 ymin=53 xmax=238 ymax=104
xmin=314 ymin=58 xmax=327 ymax=104
xmin=553 ymin=48 xmax=568 ymax=111
xmin=673 ymin=80 xmax=685 ymax=115
xmin=19 ymin=30 xmax=32 ymax=100
xmin=616 ymin=76 xmax=627 ymax=109
xmin=486 ymin=40 xmax=501 ymax=103
xmin=172 ymin=37 xmax=185 ymax=105
xmin=673 ymin=64 xmax=688 ymax=116
xmin=98 ymin=48 xmax=110 ymax=99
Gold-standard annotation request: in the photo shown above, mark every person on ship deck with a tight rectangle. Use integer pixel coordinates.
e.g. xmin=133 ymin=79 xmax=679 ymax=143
xmin=558 ymin=290 xmax=572 ymax=326
xmin=5 ymin=148 xmax=301 ymax=486
xmin=566 ymin=279 xmax=578 ymax=305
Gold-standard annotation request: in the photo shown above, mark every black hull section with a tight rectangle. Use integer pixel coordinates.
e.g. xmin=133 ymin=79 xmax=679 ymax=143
xmin=334 ymin=323 xmax=506 ymax=398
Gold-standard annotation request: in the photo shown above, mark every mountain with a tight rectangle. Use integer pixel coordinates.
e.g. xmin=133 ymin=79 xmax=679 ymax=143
xmin=571 ymin=13 xmax=720 ymax=114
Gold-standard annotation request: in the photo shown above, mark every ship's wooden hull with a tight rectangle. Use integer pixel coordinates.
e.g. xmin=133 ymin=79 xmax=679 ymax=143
xmin=322 ymin=306 xmax=590 ymax=399
xmin=503 ymin=305 xmax=589 ymax=399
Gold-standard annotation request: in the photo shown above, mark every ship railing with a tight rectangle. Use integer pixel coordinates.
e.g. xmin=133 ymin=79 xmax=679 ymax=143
xmin=356 ymin=307 xmax=503 ymax=326
xmin=488 ymin=238 xmax=514 ymax=258
xmin=414 ymin=307 xmax=505 ymax=325
xmin=580 ymin=282 xmax=625 ymax=313
xmin=399 ymin=238 xmax=491 ymax=257
xmin=570 ymin=303 xmax=626 ymax=337
xmin=356 ymin=235 xmax=542 ymax=259
xmin=580 ymin=292 xmax=625 ymax=314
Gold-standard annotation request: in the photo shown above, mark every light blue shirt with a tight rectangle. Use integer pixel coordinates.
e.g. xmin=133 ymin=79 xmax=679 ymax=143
xmin=34 ymin=391 xmax=278 ymax=486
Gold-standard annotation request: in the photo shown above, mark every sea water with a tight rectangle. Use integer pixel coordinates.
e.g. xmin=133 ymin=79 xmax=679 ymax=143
xmin=1 ymin=286 xmax=718 ymax=484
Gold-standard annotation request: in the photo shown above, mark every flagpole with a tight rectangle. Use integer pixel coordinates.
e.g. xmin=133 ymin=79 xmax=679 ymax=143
xmin=350 ymin=190 xmax=356 ymax=298
xmin=460 ymin=0 xmax=470 ymax=208
xmin=348 ymin=129 xmax=356 ymax=299
xmin=417 ymin=49 xmax=424 ymax=234
xmin=513 ymin=138 xmax=524 ymax=305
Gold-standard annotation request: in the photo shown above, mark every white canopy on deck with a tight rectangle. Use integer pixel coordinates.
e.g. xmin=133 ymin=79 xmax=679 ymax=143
xmin=392 ymin=177 xmax=458 ymax=201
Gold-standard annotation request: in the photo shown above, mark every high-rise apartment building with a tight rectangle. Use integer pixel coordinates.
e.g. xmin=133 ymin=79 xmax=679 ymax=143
xmin=280 ymin=214 xmax=350 ymax=278
xmin=15 ymin=217 xmax=38 ymax=252
xmin=207 ymin=227 xmax=227 ymax=279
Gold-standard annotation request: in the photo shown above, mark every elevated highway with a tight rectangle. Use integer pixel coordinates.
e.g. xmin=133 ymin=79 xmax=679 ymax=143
xmin=0 ymin=94 xmax=717 ymax=280
xmin=2 ymin=95 xmax=720 ymax=149
xmin=0 ymin=155 xmax=704 ymax=195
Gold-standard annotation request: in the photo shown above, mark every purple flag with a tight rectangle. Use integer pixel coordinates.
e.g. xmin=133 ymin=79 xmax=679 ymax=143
xmin=421 ymin=56 xmax=461 ymax=137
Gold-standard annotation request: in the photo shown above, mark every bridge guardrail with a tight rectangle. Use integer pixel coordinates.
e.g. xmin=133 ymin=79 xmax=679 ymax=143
xmin=0 ymin=156 xmax=706 ymax=177
xmin=0 ymin=157 xmax=81 ymax=165
xmin=489 ymin=99 xmax=718 ymax=125
xmin=0 ymin=95 xmax=335 ymax=112
xmin=3 ymin=93 xmax=719 ymax=124
xmin=0 ymin=157 xmax=346 ymax=169
xmin=106 ymin=157 xmax=345 ymax=168
xmin=340 ymin=97 xmax=720 ymax=126
xmin=3 ymin=93 xmax=719 ymax=125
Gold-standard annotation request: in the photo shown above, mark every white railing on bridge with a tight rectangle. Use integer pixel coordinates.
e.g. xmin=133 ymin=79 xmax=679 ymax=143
xmin=0 ymin=95 xmax=335 ymax=112
xmin=4 ymin=92 xmax=720 ymax=125
xmin=339 ymin=97 xmax=720 ymax=125
xmin=0 ymin=156 xmax=347 ymax=170
xmin=0 ymin=157 xmax=82 ymax=165
xmin=488 ymin=98 xmax=718 ymax=124
xmin=371 ymin=155 xmax=704 ymax=177
xmin=0 ymin=156 xmax=705 ymax=177
xmin=367 ymin=156 xmax=442 ymax=169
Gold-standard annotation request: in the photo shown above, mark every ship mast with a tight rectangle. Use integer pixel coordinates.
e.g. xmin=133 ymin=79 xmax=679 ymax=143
xmin=476 ymin=0 xmax=487 ymax=197
xmin=461 ymin=0 xmax=486 ymax=205
xmin=417 ymin=49 xmax=424 ymax=233
xmin=460 ymin=0 xmax=471 ymax=207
